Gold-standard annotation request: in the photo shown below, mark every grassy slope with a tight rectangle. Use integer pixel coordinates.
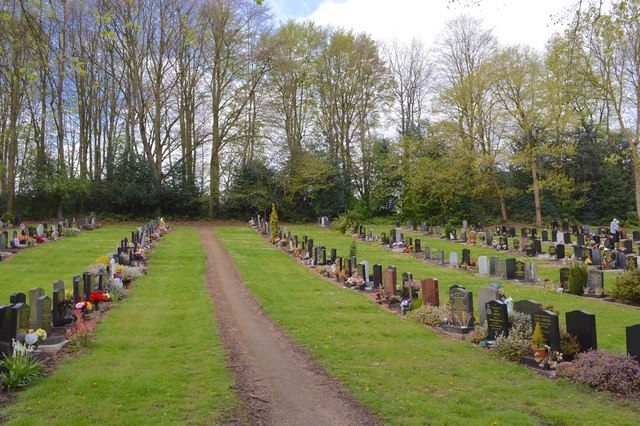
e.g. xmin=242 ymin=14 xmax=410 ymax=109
xmin=285 ymin=225 xmax=640 ymax=353
xmin=0 ymin=225 xmax=135 ymax=302
xmin=1 ymin=226 xmax=240 ymax=425
xmin=216 ymin=226 xmax=639 ymax=425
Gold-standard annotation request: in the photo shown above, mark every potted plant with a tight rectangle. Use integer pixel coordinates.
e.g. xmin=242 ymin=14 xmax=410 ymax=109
xmin=531 ymin=322 xmax=547 ymax=362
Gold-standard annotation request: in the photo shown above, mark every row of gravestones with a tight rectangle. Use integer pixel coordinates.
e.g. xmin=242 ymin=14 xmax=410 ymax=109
xmin=441 ymin=284 xmax=640 ymax=360
xmin=558 ymin=267 xmax=606 ymax=297
xmin=253 ymin=215 xmax=271 ymax=237
xmin=477 ymin=256 xmax=538 ymax=282
xmin=0 ymin=218 xmax=159 ymax=351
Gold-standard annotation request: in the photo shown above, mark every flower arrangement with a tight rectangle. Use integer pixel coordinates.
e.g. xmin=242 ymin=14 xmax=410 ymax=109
xmin=89 ymin=291 xmax=111 ymax=303
xmin=75 ymin=301 xmax=93 ymax=312
xmin=35 ymin=235 xmax=44 ymax=244
xmin=24 ymin=329 xmax=47 ymax=347
xmin=404 ymin=245 xmax=413 ymax=253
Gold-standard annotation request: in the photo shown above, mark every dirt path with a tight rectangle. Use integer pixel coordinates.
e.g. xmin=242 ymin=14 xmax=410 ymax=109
xmin=196 ymin=224 xmax=381 ymax=426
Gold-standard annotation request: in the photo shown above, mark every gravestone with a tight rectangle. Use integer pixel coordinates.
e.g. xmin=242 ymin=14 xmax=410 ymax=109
xmin=549 ymin=245 xmax=556 ymax=257
xmin=585 ymin=270 xmax=605 ymax=297
xmin=510 ymin=227 xmax=516 ymax=237
xmin=514 ymin=299 xmax=542 ymax=315
xmin=562 ymin=222 xmax=569 ymax=232
xmin=478 ymin=286 xmax=500 ymax=325
xmin=9 ymin=293 xmax=26 ymax=304
xmin=556 ymin=244 xmax=565 ymax=260
xmin=36 ymin=296 xmax=52 ymax=334
xmin=634 ymin=231 xmax=640 ymax=242
xmin=525 ymin=262 xmax=538 ymax=282
xmin=627 ymin=324 xmax=640 ymax=360
xmin=533 ymin=239 xmax=542 ymax=255
xmin=0 ymin=232 xmax=6 ymax=249
xmin=13 ymin=303 xmax=30 ymax=339
xmin=624 ymin=239 xmax=633 ymax=253
xmin=361 ymin=261 xmax=370 ymax=284
xmin=421 ymin=279 xmax=439 ymax=307
xmin=577 ymin=234 xmax=585 ymax=247
xmin=461 ymin=249 xmax=470 ymax=266
xmin=566 ymin=310 xmax=597 ymax=352
xmin=514 ymin=261 xmax=525 ymax=280
xmin=373 ymin=264 xmax=382 ymax=288
xmin=591 ymin=249 xmax=602 ymax=267
xmin=424 ymin=246 xmax=432 ymax=261
xmin=383 ymin=268 xmax=397 ymax=297
xmin=541 ymin=230 xmax=549 ymax=241
xmin=499 ymin=236 xmax=509 ymax=249
xmin=331 ymin=248 xmax=337 ymax=264
xmin=564 ymin=232 xmax=571 ymax=244
xmin=531 ymin=310 xmax=561 ymax=351
xmin=73 ymin=275 xmax=81 ymax=303
xmin=486 ymin=300 xmax=509 ymax=340
xmin=559 ymin=267 xmax=570 ymax=291
xmin=494 ymin=259 xmax=506 ymax=279
xmin=389 ymin=229 xmax=396 ymax=244
xmin=521 ymin=228 xmax=528 ymax=238
xmin=437 ymin=250 xmax=445 ymax=265
xmin=478 ymin=256 xmax=489 ymax=275
xmin=415 ymin=239 xmax=422 ymax=253
xmin=0 ymin=304 xmax=13 ymax=341
xmin=443 ymin=286 xmax=474 ymax=332
xmin=603 ymin=250 xmax=616 ymax=268
xmin=28 ymin=287 xmax=45 ymax=327
xmin=486 ymin=231 xmax=493 ymax=245
xmin=450 ymin=252 xmax=459 ymax=268
xmin=505 ymin=258 xmax=516 ymax=279
xmin=490 ymin=256 xmax=497 ymax=275
xmin=574 ymin=245 xmax=585 ymax=261
xmin=381 ymin=233 xmax=387 ymax=245
xmin=83 ymin=272 xmax=93 ymax=301
xmin=357 ymin=264 xmax=366 ymax=282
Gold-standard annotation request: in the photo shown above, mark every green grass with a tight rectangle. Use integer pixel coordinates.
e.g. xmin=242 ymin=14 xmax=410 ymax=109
xmin=1 ymin=226 xmax=240 ymax=425
xmin=0 ymin=225 xmax=136 ymax=302
xmin=279 ymin=225 xmax=640 ymax=354
xmin=216 ymin=225 xmax=640 ymax=425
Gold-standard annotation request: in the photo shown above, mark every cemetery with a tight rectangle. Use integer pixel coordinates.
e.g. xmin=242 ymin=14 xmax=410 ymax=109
xmin=4 ymin=0 xmax=640 ymax=424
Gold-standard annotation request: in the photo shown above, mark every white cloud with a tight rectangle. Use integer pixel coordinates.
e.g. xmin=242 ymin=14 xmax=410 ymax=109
xmin=302 ymin=0 xmax=577 ymax=51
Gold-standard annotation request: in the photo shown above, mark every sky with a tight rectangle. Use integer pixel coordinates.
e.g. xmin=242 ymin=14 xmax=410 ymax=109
xmin=267 ymin=0 xmax=580 ymax=51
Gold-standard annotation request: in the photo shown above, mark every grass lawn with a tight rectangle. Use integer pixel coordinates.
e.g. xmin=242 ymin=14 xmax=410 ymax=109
xmin=1 ymin=226 xmax=240 ymax=425
xmin=280 ymin=225 xmax=640 ymax=354
xmin=216 ymin=225 xmax=640 ymax=425
xmin=0 ymin=225 xmax=137 ymax=302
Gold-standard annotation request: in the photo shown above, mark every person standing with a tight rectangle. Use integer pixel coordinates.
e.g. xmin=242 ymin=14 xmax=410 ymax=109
xmin=610 ymin=218 xmax=619 ymax=241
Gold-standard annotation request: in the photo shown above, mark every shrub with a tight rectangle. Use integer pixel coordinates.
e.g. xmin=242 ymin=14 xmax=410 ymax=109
xmin=66 ymin=310 xmax=95 ymax=352
xmin=611 ymin=269 xmax=640 ymax=303
xmin=269 ymin=204 xmax=279 ymax=244
xmin=560 ymin=329 xmax=582 ymax=359
xmin=532 ymin=322 xmax=546 ymax=349
xmin=492 ymin=312 xmax=533 ymax=362
xmin=557 ymin=350 xmax=640 ymax=396
xmin=349 ymin=239 xmax=357 ymax=258
xmin=444 ymin=223 xmax=452 ymax=239
xmin=568 ymin=261 xmax=588 ymax=295
xmin=409 ymin=304 xmax=447 ymax=327
xmin=468 ymin=323 xmax=488 ymax=344
xmin=336 ymin=210 xmax=362 ymax=234
xmin=2 ymin=212 xmax=14 ymax=225
xmin=95 ymin=255 xmax=111 ymax=267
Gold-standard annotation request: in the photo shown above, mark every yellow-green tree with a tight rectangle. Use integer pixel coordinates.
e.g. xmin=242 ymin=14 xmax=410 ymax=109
xmin=269 ymin=203 xmax=279 ymax=244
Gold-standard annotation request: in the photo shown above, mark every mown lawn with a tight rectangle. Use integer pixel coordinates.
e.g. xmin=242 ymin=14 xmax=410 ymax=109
xmin=0 ymin=224 xmax=134 ymax=302
xmin=216 ymin=225 xmax=640 ymax=425
xmin=284 ymin=224 xmax=640 ymax=353
xmin=1 ymin=226 xmax=240 ymax=425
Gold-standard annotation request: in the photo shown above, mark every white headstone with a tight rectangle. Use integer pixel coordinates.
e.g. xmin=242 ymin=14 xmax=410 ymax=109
xmin=361 ymin=261 xmax=370 ymax=283
xmin=556 ymin=231 xmax=563 ymax=243
xmin=478 ymin=256 xmax=489 ymax=275
xmin=525 ymin=262 xmax=538 ymax=282
xmin=37 ymin=224 xmax=44 ymax=237
xmin=450 ymin=252 xmax=459 ymax=268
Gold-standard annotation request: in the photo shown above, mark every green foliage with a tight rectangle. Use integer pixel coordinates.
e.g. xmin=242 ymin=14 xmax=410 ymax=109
xmin=408 ymin=304 xmax=447 ymax=327
xmin=336 ymin=209 xmax=363 ymax=234
xmin=444 ymin=223 xmax=452 ymax=239
xmin=349 ymin=239 xmax=357 ymax=258
xmin=560 ymin=329 xmax=582 ymax=358
xmin=568 ymin=261 xmax=588 ymax=295
xmin=269 ymin=204 xmax=279 ymax=244
xmin=611 ymin=269 xmax=640 ymax=302
xmin=493 ymin=332 xmax=533 ymax=362
xmin=2 ymin=212 xmax=14 ymax=224
xmin=0 ymin=351 xmax=44 ymax=391
xmin=468 ymin=323 xmax=488 ymax=344
xmin=532 ymin=322 xmax=546 ymax=349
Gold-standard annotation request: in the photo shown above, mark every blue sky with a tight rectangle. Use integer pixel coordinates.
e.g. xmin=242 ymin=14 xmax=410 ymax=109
xmin=266 ymin=0 xmax=578 ymax=51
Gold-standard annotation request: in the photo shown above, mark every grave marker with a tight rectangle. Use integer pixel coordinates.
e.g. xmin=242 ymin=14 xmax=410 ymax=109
xmin=383 ymin=268 xmax=397 ymax=297
xmin=531 ymin=310 xmax=561 ymax=351
xmin=36 ymin=296 xmax=52 ymax=334
xmin=421 ymin=279 xmax=439 ymax=307
xmin=627 ymin=324 xmax=640 ymax=360
xmin=585 ymin=270 xmax=605 ymax=297
xmin=486 ymin=300 xmax=509 ymax=340
xmin=478 ymin=286 xmax=500 ymax=325
xmin=566 ymin=310 xmax=597 ymax=352
xmin=28 ymin=287 xmax=45 ymax=327
xmin=514 ymin=299 xmax=542 ymax=315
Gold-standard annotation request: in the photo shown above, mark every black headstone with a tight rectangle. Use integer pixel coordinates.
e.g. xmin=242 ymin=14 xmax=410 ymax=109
xmin=373 ymin=264 xmax=382 ymax=288
xmin=486 ymin=300 xmax=509 ymax=340
xmin=513 ymin=299 xmax=542 ymax=315
xmin=462 ymin=249 xmax=470 ymax=266
xmin=560 ymin=267 xmax=570 ymax=291
xmin=556 ymin=244 xmax=565 ymax=259
xmin=73 ymin=276 xmax=81 ymax=303
xmin=627 ymin=324 xmax=640 ymax=361
xmin=531 ymin=310 xmax=561 ymax=352
xmin=9 ymin=293 xmax=26 ymax=304
xmin=533 ymin=239 xmax=542 ymax=255
xmin=514 ymin=260 xmax=525 ymax=280
xmin=566 ymin=310 xmax=597 ymax=352
xmin=541 ymin=230 xmax=549 ymax=241
xmin=505 ymin=258 xmax=516 ymax=279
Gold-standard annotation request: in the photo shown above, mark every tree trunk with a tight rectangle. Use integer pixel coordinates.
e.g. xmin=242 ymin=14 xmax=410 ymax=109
xmin=490 ymin=170 xmax=508 ymax=221
xmin=209 ymin=148 xmax=220 ymax=218
xmin=632 ymin=141 xmax=640 ymax=219
xmin=531 ymin=156 xmax=542 ymax=228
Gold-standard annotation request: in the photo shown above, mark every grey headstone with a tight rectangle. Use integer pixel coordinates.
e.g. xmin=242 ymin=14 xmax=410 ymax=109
xmin=514 ymin=299 xmax=542 ymax=315
xmin=449 ymin=252 xmax=459 ymax=268
xmin=28 ymin=287 xmax=45 ymax=327
xmin=36 ymin=296 xmax=52 ymax=334
xmin=478 ymin=256 xmax=489 ymax=275
xmin=478 ymin=287 xmax=500 ymax=325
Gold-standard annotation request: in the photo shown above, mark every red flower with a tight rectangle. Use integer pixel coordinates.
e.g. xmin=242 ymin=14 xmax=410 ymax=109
xmin=89 ymin=291 xmax=107 ymax=303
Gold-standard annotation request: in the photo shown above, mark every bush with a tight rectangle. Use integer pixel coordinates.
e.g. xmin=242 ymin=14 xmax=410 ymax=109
xmin=2 ymin=212 xmax=14 ymax=224
xmin=568 ymin=261 xmax=588 ymax=295
xmin=444 ymin=223 xmax=452 ymax=239
xmin=468 ymin=323 xmax=488 ymax=344
xmin=349 ymin=240 xmax=357 ymax=258
xmin=409 ymin=304 xmax=447 ymax=327
xmin=492 ymin=312 xmax=533 ymax=362
xmin=557 ymin=350 xmax=640 ymax=396
xmin=0 ymin=348 xmax=44 ymax=391
xmin=611 ymin=269 xmax=640 ymax=303
xmin=336 ymin=209 xmax=363 ymax=234
xmin=560 ymin=329 xmax=582 ymax=359
xmin=269 ymin=204 xmax=279 ymax=244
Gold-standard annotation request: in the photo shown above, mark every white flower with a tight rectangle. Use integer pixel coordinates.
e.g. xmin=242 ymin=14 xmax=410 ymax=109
xmin=75 ymin=302 xmax=85 ymax=309
xmin=24 ymin=333 xmax=38 ymax=346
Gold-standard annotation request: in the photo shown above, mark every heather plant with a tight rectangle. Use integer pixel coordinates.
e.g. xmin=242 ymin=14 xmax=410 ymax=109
xmin=611 ymin=269 xmax=640 ymax=303
xmin=557 ymin=350 xmax=640 ymax=396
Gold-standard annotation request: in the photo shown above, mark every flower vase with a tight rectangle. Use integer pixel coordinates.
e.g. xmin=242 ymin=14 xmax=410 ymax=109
xmin=533 ymin=348 xmax=547 ymax=363
xmin=63 ymin=306 xmax=74 ymax=325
